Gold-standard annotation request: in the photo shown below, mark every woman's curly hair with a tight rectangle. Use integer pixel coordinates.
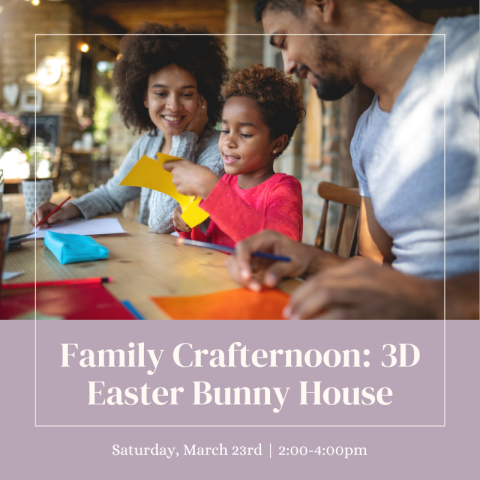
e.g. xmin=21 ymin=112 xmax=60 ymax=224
xmin=113 ymin=23 xmax=229 ymax=134
xmin=222 ymin=64 xmax=305 ymax=155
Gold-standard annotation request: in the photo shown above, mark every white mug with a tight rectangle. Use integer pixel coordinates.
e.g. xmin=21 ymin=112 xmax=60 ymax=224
xmin=22 ymin=179 xmax=53 ymax=217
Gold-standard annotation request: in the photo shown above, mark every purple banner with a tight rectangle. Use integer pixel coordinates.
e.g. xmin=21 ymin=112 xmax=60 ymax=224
xmin=2 ymin=320 xmax=478 ymax=478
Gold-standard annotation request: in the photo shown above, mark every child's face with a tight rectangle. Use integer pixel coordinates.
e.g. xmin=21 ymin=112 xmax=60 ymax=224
xmin=218 ymin=97 xmax=277 ymax=177
xmin=144 ymin=64 xmax=199 ymax=136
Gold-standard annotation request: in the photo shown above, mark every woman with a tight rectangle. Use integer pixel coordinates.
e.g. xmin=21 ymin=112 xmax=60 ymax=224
xmin=31 ymin=23 xmax=228 ymax=233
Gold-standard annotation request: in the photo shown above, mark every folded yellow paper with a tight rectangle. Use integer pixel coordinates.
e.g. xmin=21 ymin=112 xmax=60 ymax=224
xmin=181 ymin=196 xmax=209 ymax=226
xmin=119 ymin=153 xmax=209 ymax=228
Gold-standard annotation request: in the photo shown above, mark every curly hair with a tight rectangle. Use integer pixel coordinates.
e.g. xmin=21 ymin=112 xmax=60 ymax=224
xmin=113 ymin=23 xmax=229 ymax=134
xmin=222 ymin=64 xmax=305 ymax=155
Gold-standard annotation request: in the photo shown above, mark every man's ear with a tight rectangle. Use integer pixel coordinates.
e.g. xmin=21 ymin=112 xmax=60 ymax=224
xmin=305 ymin=0 xmax=336 ymax=24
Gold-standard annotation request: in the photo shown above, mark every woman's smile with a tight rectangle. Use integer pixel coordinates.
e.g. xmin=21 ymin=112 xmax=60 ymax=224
xmin=162 ymin=115 xmax=186 ymax=126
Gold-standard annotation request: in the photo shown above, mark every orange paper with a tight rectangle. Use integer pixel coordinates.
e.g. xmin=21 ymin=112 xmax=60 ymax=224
xmin=151 ymin=288 xmax=290 ymax=320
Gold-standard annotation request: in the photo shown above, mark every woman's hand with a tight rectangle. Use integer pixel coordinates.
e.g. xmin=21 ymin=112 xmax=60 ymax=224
xmin=185 ymin=95 xmax=208 ymax=137
xmin=29 ymin=202 xmax=81 ymax=228
xmin=163 ymin=160 xmax=219 ymax=198
xmin=172 ymin=205 xmax=192 ymax=233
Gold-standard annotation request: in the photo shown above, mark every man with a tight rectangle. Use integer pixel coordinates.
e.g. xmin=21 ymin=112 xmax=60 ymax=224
xmin=226 ymin=0 xmax=479 ymax=319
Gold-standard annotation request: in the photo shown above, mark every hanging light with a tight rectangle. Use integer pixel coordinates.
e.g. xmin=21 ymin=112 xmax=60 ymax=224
xmin=80 ymin=43 xmax=90 ymax=53
xmin=31 ymin=0 xmax=40 ymax=6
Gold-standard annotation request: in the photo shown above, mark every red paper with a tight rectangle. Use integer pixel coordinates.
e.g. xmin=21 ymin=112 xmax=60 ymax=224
xmin=151 ymin=287 xmax=290 ymax=320
xmin=0 ymin=284 xmax=135 ymax=320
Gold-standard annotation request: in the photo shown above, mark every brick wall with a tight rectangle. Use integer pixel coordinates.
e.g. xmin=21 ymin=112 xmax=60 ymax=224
xmin=0 ymin=2 xmax=77 ymax=146
xmin=107 ymin=87 xmax=142 ymax=170
xmin=0 ymin=2 xmax=118 ymax=150
xmin=301 ymin=91 xmax=343 ymax=246
xmin=225 ymin=0 xmax=264 ymax=69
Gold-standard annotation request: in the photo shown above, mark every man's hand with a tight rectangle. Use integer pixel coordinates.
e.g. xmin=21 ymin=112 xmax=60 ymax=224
xmin=284 ymin=259 xmax=442 ymax=320
xmin=163 ymin=160 xmax=218 ymax=198
xmin=29 ymin=201 xmax=81 ymax=228
xmin=225 ymin=230 xmax=344 ymax=291
xmin=172 ymin=205 xmax=192 ymax=233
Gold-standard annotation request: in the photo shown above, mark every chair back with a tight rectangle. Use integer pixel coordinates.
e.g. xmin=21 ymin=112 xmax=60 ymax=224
xmin=315 ymin=182 xmax=361 ymax=258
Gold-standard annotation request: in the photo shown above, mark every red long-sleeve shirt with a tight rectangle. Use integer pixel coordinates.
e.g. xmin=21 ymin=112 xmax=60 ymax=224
xmin=178 ymin=173 xmax=303 ymax=247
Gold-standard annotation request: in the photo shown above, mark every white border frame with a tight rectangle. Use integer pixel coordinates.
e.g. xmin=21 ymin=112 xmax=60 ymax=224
xmin=33 ymin=32 xmax=447 ymax=428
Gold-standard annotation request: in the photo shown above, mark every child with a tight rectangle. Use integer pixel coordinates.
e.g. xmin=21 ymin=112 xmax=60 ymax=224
xmin=164 ymin=64 xmax=305 ymax=247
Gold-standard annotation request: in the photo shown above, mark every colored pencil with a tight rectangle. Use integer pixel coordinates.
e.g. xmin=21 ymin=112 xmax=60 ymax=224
xmin=2 ymin=276 xmax=112 ymax=290
xmin=176 ymin=238 xmax=291 ymax=262
xmin=121 ymin=300 xmax=145 ymax=320
xmin=36 ymin=196 xmax=71 ymax=228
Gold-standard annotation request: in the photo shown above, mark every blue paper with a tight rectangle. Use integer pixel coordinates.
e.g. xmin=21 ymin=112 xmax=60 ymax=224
xmin=44 ymin=231 xmax=109 ymax=265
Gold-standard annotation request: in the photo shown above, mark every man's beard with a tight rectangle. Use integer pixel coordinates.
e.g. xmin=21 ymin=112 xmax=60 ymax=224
xmin=299 ymin=34 xmax=356 ymax=101
xmin=312 ymin=70 xmax=355 ymax=101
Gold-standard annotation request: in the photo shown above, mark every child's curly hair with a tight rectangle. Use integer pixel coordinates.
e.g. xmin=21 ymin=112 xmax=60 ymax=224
xmin=222 ymin=64 xmax=305 ymax=155
xmin=114 ymin=23 xmax=229 ymax=134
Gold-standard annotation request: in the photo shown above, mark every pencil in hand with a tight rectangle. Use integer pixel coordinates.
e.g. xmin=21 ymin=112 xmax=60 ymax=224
xmin=36 ymin=196 xmax=72 ymax=228
xmin=176 ymin=238 xmax=291 ymax=262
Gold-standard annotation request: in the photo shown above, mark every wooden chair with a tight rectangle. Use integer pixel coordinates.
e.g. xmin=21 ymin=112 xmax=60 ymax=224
xmin=315 ymin=181 xmax=361 ymax=258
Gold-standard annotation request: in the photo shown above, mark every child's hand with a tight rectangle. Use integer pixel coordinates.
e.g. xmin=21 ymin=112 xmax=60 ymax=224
xmin=163 ymin=160 xmax=219 ymax=198
xmin=173 ymin=206 xmax=192 ymax=233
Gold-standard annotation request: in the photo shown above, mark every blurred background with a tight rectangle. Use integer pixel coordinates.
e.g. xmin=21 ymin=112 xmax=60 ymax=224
xmin=0 ymin=0 xmax=478 ymax=249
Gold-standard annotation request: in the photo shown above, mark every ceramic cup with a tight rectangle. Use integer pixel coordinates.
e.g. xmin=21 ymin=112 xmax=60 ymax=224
xmin=22 ymin=179 xmax=53 ymax=217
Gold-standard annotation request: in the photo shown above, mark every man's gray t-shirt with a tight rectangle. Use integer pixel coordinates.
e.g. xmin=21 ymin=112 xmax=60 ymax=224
xmin=351 ymin=15 xmax=479 ymax=279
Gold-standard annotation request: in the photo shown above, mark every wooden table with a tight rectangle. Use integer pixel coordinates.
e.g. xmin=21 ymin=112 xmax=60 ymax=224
xmin=2 ymin=194 xmax=300 ymax=319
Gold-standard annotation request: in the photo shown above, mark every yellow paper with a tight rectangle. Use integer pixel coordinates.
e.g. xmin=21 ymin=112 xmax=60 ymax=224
xmin=181 ymin=196 xmax=209 ymax=226
xmin=119 ymin=153 xmax=209 ymax=228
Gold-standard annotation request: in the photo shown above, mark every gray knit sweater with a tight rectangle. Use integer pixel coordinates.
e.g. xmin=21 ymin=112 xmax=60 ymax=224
xmin=71 ymin=127 xmax=224 ymax=233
